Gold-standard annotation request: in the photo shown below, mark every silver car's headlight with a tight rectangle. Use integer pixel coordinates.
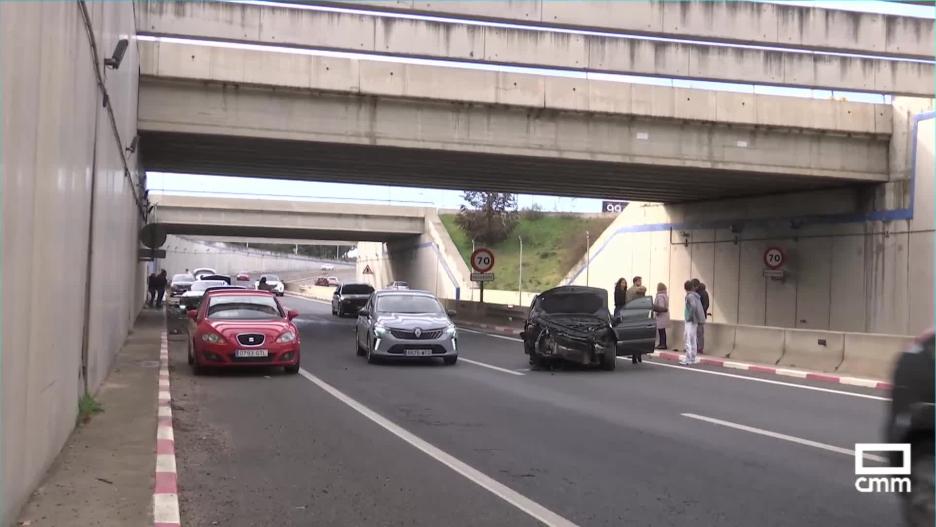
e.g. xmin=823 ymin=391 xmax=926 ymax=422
xmin=445 ymin=325 xmax=457 ymax=337
xmin=374 ymin=324 xmax=387 ymax=337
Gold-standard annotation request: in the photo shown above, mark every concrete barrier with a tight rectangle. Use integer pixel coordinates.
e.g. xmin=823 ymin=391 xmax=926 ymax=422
xmin=730 ymin=325 xmax=785 ymax=365
xmin=700 ymin=323 xmax=736 ymax=358
xmin=297 ymin=285 xmax=335 ymax=302
xmin=838 ymin=333 xmax=914 ymax=379
xmin=778 ymin=330 xmax=845 ymax=373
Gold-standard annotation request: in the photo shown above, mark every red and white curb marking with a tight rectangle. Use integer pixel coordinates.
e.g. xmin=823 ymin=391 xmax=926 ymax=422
xmin=651 ymin=351 xmax=892 ymax=391
xmin=154 ymin=331 xmax=181 ymax=527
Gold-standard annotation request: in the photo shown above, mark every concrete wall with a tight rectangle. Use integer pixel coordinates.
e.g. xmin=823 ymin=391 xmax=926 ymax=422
xmin=158 ymin=236 xmax=327 ymax=276
xmin=564 ymin=107 xmax=934 ymax=337
xmin=1 ymin=2 xmax=145 ymax=523
xmin=355 ymin=211 xmax=470 ymax=298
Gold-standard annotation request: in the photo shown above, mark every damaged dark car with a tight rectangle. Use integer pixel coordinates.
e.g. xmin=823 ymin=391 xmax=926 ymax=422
xmin=521 ymin=286 xmax=657 ymax=371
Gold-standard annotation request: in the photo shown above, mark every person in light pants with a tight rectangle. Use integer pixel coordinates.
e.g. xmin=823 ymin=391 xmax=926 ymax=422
xmin=681 ymin=280 xmax=705 ymax=365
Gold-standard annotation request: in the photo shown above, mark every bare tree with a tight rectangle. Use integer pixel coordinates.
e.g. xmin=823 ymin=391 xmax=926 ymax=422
xmin=455 ymin=191 xmax=518 ymax=244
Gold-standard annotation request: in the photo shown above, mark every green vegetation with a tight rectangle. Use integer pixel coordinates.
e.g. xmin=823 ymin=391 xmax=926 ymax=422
xmin=77 ymin=393 xmax=104 ymax=425
xmin=441 ymin=213 xmax=614 ymax=292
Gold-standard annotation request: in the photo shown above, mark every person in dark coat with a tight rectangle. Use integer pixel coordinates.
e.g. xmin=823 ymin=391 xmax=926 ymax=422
xmin=613 ymin=278 xmax=628 ymax=318
xmin=147 ymin=272 xmax=157 ymax=307
xmin=691 ymin=279 xmax=711 ymax=354
xmin=153 ymin=270 xmax=168 ymax=308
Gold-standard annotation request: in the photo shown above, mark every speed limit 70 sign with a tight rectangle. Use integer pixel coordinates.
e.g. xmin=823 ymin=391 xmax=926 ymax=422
xmin=470 ymin=247 xmax=495 ymax=273
xmin=764 ymin=247 xmax=785 ymax=269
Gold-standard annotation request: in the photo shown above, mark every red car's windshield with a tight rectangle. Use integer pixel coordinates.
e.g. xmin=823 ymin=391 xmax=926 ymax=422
xmin=207 ymin=295 xmax=282 ymax=320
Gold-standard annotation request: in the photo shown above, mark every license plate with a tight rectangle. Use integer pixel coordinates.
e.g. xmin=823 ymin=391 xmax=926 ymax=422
xmin=404 ymin=349 xmax=433 ymax=357
xmin=235 ymin=349 xmax=269 ymax=358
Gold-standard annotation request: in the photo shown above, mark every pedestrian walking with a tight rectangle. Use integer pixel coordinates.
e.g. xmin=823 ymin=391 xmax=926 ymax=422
xmin=613 ymin=278 xmax=628 ymax=318
xmin=653 ymin=283 xmax=670 ymax=350
xmin=147 ymin=272 xmax=158 ymax=307
xmin=681 ymin=280 xmax=705 ymax=365
xmin=154 ymin=269 xmax=168 ymax=308
xmin=625 ymin=275 xmax=647 ymax=304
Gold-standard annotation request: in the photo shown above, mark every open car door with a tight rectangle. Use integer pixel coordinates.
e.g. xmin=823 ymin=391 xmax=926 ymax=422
xmin=613 ymin=296 xmax=657 ymax=356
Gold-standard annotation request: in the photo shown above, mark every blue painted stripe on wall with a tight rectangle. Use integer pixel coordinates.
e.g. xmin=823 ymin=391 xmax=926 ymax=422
xmin=565 ymin=111 xmax=935 ymax=285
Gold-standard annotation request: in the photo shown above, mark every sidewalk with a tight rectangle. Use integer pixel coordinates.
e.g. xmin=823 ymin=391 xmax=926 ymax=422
xmin=17 ymin=309 xmax=164 ymax=526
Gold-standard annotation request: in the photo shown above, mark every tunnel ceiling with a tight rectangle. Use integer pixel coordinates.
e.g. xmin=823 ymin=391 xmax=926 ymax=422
xmin=141 ymin=131 xmax=858 ymax=203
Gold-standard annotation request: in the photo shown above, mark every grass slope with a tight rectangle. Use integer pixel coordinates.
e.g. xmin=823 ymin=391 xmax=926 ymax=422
xmin=440 ymin=213 xmax=615 ymax=292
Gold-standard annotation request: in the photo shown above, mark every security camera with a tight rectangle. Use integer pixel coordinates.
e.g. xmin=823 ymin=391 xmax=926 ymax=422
xmin=104 ymin=36 xmax=129 ymax=69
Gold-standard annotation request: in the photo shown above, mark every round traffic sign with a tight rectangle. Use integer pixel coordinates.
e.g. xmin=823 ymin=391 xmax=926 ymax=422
xmin=470 ymin=247 xmax=495 ymax=273
xmin=764 ymin=247 xmax=785 ymax=269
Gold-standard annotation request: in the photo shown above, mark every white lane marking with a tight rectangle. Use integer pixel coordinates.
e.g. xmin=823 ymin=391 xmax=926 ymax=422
xmin=158 ymin=406 xmax=173 ymax=418
xmin=156 ymin=454 xmax=177 ymax=473
xmin=459 ymin=357 xmax=525 ymax=376
xmin=458 ymin=327 xmax=523 ymax=342
xmin=682 ymin=413 xmax=888 ymax=463
xmin=158 ymin=390 xmax=171 ymax=400
xmin=643 ymin=359 xmax=889 ymax=402
xmin=153 ymin=493 xmax=181 ymax=523
xmin=298 ymin=368 xmax=577 ymax=527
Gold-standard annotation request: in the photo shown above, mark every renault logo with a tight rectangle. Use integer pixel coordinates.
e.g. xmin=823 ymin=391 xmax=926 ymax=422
xmin=414 ymin=328 xmax=422 ymax=338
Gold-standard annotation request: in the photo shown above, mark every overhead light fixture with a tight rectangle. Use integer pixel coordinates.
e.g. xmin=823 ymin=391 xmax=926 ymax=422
xmin=104 ymin=36 xmax=129 ymax=69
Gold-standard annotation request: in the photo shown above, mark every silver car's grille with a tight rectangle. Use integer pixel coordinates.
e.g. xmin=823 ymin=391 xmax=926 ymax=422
xmin=237 ymin=334 xmax=265 ymax=346
xmin=389 ymin=328 xmax=444 ymax=340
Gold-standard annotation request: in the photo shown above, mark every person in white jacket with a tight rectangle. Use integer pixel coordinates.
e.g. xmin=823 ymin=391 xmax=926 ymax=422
xmin=681 ymin=280 xmax=706 ymax=365
xmin=653 ymin=283 xmax=670 ymax=350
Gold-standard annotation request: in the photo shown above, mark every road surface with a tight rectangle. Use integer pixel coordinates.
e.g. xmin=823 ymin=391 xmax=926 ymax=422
xmin=166 ymin=295 xmax=900 ymax=527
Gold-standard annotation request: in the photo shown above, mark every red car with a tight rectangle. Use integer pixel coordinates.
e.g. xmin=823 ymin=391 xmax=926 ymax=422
xmin=186 ymin=289 xmax=301 ymax=374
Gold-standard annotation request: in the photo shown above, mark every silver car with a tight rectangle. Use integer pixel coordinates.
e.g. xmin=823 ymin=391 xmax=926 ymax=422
xmin=355 ymin=290 xmax=458 ymax=365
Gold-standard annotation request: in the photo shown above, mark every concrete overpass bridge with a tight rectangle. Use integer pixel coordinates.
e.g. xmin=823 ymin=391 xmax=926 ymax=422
xmin=132 ymin=0 xmax=933 ymax=202
xmin=150 ymin=194 xmax=470 ymax=297
xmin=152 ymin=194 xmax=427 ymax=241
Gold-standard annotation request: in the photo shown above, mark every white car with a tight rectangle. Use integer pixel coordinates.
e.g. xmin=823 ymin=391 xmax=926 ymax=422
xmin=254 ymin=274 xmax=286 ymax=296
xmin=191 ymin=267 xmax=217 ymax=280
xmin=320 ymin=263 xmax=335 ymax=271
xmin=178 ymin=280 xmax=231 ymax=312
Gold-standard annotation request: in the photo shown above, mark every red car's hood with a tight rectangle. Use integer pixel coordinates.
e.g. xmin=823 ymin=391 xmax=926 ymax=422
xmin=205 ymin=319 xmax=294 ymax=341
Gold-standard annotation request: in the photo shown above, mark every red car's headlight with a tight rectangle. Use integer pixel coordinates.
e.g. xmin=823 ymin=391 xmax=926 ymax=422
xmin=201 ymin=332 xmax=224 ymax=344
xmin=276 ymin=331 xmax=296 ymax=344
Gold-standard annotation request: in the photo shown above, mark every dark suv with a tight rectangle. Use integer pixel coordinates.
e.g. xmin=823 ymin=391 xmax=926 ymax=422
xmin=887 ymin=330 xmax=934 ymax=527
xmin=332 ymin=283 xmax=375 ymax=317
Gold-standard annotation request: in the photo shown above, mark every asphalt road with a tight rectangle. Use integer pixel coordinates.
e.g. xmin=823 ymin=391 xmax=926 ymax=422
xmin=166 ymin=295 xmax=901 ymax=527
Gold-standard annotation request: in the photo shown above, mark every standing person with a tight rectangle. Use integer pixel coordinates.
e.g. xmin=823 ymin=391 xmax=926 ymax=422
xmin=146 ymin=272 xmax=157 ymax=307
xmin=681 ymin=280 xmax=705 ymax=365
xmin=613 ymin=278 xmax=628 ymax=317
xmin=625 ymin=276 xmax=647 ymax=304
xmin=653 ymin=283 xmax=670 ymax=350
xmin=697 ymin=282 xmax=710 ymax=354
xmin=154 ymin=270 xmax=168 ymax=308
